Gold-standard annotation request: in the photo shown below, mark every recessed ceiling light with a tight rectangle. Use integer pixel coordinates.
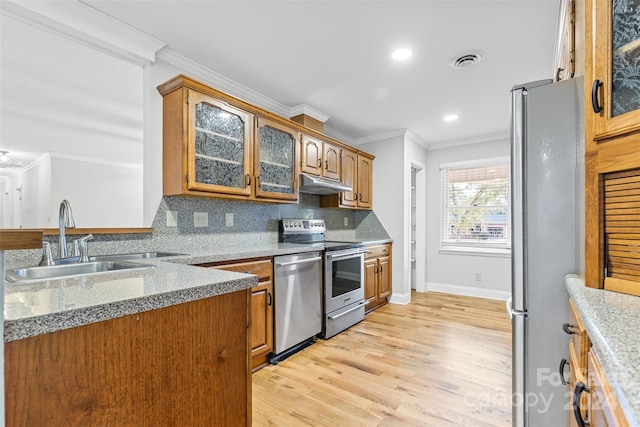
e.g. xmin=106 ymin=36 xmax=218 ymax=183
xmin=392 ymin=48 xmax=412 ymax=61
xmin=443 ymin=114 xmax=459 ymax=122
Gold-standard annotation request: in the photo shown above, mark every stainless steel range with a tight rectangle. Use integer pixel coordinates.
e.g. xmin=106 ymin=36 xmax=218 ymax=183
xmin=279 ymin=219 xmax=367 ymax=339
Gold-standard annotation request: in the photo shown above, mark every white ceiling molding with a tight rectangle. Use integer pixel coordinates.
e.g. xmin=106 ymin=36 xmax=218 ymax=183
xmin=403 ymin=129 xmax=429 ymax=150
xmin=323 ymin=126 xmax=356 ymax=146
xmin=427 ymin=131 xmax=509 ymax=151
xmin=289 ymin=105 xmax=330 ymax=123
xmin=1 ymin=0 xmax=165 ymax=64
xmin=157 ymin=48 xmax=293 ymax=119
xmin=354 ymin=129 xmax=408 ymax=146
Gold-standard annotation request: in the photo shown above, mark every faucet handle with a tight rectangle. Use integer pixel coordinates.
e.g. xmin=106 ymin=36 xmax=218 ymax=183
xmin=76 ymin=234 xmax=94 ymax=263
xmin=39 ymin=241 xmax=54 ymax=266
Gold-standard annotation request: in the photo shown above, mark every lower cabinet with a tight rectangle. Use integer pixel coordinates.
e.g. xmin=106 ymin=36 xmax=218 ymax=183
xmin=567 ymin=298 xmax=629 ymax=427
xmin=208 ymin=258 xmax=273 ymax=371
xmin=5 ymin=291 xmax=251 ymax=426
xmin=364 ymin=244 xmax=392 ymax=313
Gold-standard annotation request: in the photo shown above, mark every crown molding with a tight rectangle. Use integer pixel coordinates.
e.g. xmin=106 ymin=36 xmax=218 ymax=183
xmin=289 ymin=105 xmax=330 ymax=123
xmin=1 ymin=0 xmax=165 ymax=64
xmin=323 ymin=126 xmax=356 ymax=146
xmin=157 ymin=48 xmax=292 ymax=118
xmin=426 ymin=131 xmax=509 ymax=151
xmin=404 ymin=129 xmax=429 ymax=150
xmin=354 ymin=129 xmax=407 ymax=146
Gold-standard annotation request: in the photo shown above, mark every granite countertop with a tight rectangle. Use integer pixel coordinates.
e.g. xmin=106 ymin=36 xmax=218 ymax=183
xmin=4 ymin=242 xmax=325 ymax=342
xmin=565 ymin=275 xmax=640 ymax=426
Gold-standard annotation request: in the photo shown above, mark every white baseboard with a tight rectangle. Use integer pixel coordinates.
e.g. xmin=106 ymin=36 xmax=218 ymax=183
xmin=424 ymin=282 xmax=510 ymax=301
xmin=389 ymin=292 xmax=411 ymax=305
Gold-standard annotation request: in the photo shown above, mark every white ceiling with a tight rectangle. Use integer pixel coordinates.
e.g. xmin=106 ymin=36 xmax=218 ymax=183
xmin=87 ymin=1 xmax=559 ymax=148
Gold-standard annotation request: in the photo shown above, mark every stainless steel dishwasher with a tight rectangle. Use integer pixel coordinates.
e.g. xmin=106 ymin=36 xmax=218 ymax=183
xmin=270 ymin=250 xmax=322 ymax=364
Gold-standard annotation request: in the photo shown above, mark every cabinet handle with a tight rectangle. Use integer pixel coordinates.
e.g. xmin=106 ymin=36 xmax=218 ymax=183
xmin=267 ymin=291 xmax=272 ymax=306
xmin=379 ymin=265 xmax=383 ymax=272
xmin=246 ymin=174 xmax=252 ymax=187
xmin=374 ymin=266 xmax=378 ymax=273
xmin=562 ymin=323 xmax=576 ymax=335
xmin=318 ymin=159 xmax=322 ymax=168
xmin=325 ymin=160 xmax=328 ymax=170
xmin=573 ymin=381 xmax=590 ymax=427
xmin=592 ymin=79 xmax=603 ymax=114
xmin=359 ymin=193 xmax=363 ymax=201
xmin=559 ymin=358 xmax=569 ymax=386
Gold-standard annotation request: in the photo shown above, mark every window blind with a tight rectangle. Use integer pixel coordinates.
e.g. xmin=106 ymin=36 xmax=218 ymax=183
xmin=440 ymin=162 xmax=510 ymax=248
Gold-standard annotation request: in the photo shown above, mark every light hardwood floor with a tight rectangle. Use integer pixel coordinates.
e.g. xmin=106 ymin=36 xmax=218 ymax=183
xmin=252 ymin=291 xmax=512 ymax=426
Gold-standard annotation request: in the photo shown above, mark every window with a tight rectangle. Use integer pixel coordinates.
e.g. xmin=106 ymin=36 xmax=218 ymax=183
xmin=440 ymin=158 xmax=510 ymax=252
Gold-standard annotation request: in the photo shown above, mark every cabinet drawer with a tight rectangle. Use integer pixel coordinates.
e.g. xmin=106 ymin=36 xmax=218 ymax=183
xmin=366 ymin=244 xmax=390 ymax=259
xmin=213 ymin=259 xmax=272 ymax=282
xmin=567 ymin=299 xmax=590 ymax=370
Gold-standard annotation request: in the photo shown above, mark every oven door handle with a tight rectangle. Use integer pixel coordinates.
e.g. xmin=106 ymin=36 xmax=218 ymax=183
xmin=327 ymin=251 xmax=366 ymax=261
xmin=275 ymin=256 xmax=322 ymax=267
xmin=328 ymin=301 xmax=366 ymax=320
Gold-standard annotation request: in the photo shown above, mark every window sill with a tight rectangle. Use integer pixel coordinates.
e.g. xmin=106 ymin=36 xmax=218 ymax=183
xmin=439 ymin=246 xmax=511 ymax=258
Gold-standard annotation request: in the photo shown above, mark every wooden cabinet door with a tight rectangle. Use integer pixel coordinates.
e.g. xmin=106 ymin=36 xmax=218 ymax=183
xmin=357 ymin=155 xmax=373 ymax=209
xmin=250 ymin=281 xmax=273 ymax=369
xmin=377 ymin=256 xmax=391 ymax=298
xmin=254 ymin=117 xmax=298 ymax=201
xmin=588 ymin=349 xmax=630 ymax=427
xmin=322 ymin=141 xmax=341 ymax=180
xmin=591 ymin=0 xmax=640 ymax=140
xmin=187 ymin=90 xmax=253 ymax=196
xmin=340 ymin=149 xmax=358 ymax=207
xmin=300 ymin=134 xmax=322 ymax=175
xmin=364 ymin=258 xmax=377 ymax=304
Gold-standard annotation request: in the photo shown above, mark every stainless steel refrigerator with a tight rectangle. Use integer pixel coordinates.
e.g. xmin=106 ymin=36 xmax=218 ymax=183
xmin=508 ymin=78 xmax=580 ymax=427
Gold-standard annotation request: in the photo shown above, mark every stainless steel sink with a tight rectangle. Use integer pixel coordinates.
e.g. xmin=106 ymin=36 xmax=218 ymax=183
xmin=6 ymin=261 xmax=154 ymax=283
xmin=92 ymin=251 xmax=187 ymax=262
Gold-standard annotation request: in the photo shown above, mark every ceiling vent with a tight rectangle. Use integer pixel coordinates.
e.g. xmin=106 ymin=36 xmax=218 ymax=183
xmin=449 ymin=50 xmax=485 ymax=69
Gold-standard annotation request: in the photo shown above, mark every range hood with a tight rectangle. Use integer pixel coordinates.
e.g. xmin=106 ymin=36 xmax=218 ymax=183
xmin=299 ymin=173 xmax=352 ymax=195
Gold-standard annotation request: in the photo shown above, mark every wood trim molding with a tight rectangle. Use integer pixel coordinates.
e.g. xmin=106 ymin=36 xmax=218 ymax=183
xmin=1 ymin=228 xmax=153 ymax=236
xmin=0 ymin=230 xmax=43 ymax=250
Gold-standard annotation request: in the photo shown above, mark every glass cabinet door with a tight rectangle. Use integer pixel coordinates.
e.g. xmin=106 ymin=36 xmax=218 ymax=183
xmin=593 ymin=0 xmax=640 ymax=139
xmin=187 ymin=91 xmax=252 ymax=196
xmin=255 ymin=117 xmax=298 ymax=200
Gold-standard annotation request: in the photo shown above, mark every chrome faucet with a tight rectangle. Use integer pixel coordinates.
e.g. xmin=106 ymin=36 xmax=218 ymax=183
xmin=57 ymin=199 xmax=76 ymax=259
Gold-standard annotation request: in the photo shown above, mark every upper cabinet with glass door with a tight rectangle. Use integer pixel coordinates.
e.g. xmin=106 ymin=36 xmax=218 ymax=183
xmin=255 ymin=117 xmax=299 ymax=201
xmin=189 ymin=91 xmax=252 ymax=196
xmin=592 ymin=0 xmax=640 ymax=140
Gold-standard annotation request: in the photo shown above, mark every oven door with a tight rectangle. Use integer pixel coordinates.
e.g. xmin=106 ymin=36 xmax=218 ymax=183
xmin=324 ymin=250 xmax=365 ymax=314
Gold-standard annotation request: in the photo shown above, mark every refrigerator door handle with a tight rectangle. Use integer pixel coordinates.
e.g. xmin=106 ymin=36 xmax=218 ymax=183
xmin=506 ymin=297 xmax=513 ymax=320
xmin=510 ymin=87 xmax=526 ymax=313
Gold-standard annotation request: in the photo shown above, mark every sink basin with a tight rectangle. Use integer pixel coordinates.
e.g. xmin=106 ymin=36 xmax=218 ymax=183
xmin=92 ymin=251 xmax=187 ymax=262
xmin=6 ymin=261 xmax=154 ymax=283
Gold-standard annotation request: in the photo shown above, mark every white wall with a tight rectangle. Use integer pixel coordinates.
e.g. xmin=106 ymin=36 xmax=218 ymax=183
xmin=17 ymin=155 xmax=53 ymax=228
xmin=426 ymin=139 xmax=511 ymax=300
xmin=405 ymin=136 xmax=428 ymax=293
xmin=358 ymin=135 xmax=408 ymax=303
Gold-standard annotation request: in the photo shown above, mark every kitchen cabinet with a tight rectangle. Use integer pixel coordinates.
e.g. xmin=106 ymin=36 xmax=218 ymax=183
xmin=588 ymin=349 xmax=630 ymax=427
xmin=157 ymin=75 xmax=298 ymax=203
xmin=566 ymin=298 xmax=630 ymax=427
xmin=320 ymin=148 xmax=374 ymax=210
xmin=364 ymin=244 xmax=392 ymax=313
xmin=255 ymin=117 xmax=299 ymax=201
xmin=300 ymin=133 xmax=341 ymax=181
xmin=205 ymin=258 xmax=273 ymax=371
xmin=584 ymin=0 xmax=640 ymax=293
xmin=565 ymin=299 xmax=591 ymax=427
xmin=5 ymin=290 xmax=251 ymax=426
xmin=590 ymin=0 xmax=640 ymax=140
